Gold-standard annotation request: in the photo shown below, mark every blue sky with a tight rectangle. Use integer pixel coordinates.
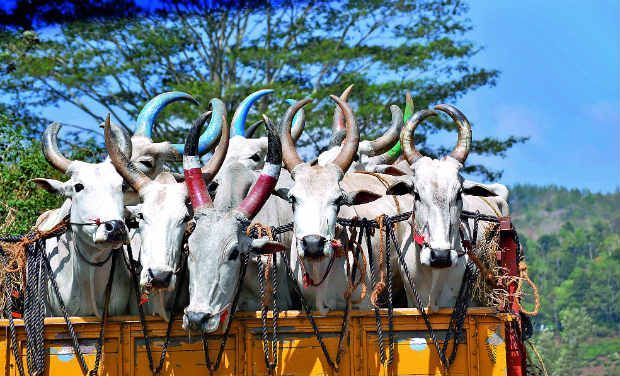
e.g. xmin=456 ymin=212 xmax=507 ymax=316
xmin=452 ymin=0 xmax=619 ymax=192
xmin=11 ymin=0 xmax=619 ymax=192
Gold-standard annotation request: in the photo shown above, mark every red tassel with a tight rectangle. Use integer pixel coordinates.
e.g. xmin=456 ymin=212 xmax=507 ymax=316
xmin=139 ymin=294 xmax=149 ymax=306
xmin=11 ymin=312 xmax=22 ymax=319
xmin=414 ymin=233 xmax=425 ymax=246
xmin=303 ymin=273 xmax=312 ymax=288
xmin=219 ymin=309 xmax=229 ymax=325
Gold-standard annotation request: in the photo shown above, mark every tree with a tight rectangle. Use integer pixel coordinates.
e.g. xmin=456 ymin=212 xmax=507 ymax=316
xmin=0 ymin=0 xmax=525 ymax=180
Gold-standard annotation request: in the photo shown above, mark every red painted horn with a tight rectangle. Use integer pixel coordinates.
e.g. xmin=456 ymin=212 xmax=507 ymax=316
xmin=235 ymin=115 xmax=281 ymax=220
xmin=183 ymin=111 xmax=215 ymax=212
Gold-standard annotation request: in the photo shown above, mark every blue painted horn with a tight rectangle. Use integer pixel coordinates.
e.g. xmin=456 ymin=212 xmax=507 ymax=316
xmin=230 ymin=89 xmax=274 ymax=137
xmin=170 ymin=98 xmax=226 ymax=155
xmin=134 ymin=91 xmax=198 ymax=138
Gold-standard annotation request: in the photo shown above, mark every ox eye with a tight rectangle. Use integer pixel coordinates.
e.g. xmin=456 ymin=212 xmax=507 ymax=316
xmin=74 ymin=183 xmax=84 ymax=192
xmin=250 ymin=153 xmax=261 ymax=162
xmin=228 ymin=247 xmax=239 ymax=261
xmin=137 ymin=212 xmax=144 ymax=220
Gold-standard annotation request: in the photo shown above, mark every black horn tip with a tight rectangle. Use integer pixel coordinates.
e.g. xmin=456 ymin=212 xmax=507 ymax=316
xmin=184 ymin=111 xmax=212 ymax=156
xmin=263 ymin=114 xmax=282 ymax=166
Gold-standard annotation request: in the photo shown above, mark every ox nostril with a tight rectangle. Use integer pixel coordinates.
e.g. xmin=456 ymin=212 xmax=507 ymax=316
xmin=301 ymin=235 xmax=327 ymax=258
xmin=186 ymin=311 xmax=210 ymax=326
xmin=148 ymin=268 xmax=173 ymax=288
xmin=105 ymin=222 xmax=114 ymax=231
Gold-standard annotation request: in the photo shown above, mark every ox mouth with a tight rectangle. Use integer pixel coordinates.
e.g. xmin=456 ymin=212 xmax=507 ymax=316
xmin=182 ymin=305 xmax=231 ymax=334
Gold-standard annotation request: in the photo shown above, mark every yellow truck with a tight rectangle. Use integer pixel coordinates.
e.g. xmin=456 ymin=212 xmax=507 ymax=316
xmin=1 ymin=307 xmax=511 ymax=375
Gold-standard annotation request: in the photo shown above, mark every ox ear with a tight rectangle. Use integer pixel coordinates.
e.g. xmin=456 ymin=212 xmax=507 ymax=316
xmin=343 ymin=190 xmax=382 ymax=206
xmin=273 ymin=187 xmax=292 ymax=203
xmin=386 ymin=178 xmax=413 ymax=196
xmin=462 ymin=180 xmax=498 ymax=197
xmin=250 ymin=238 xmax=286 ymax=254
xmin=31 ymin=178 xmax=68 ymax=195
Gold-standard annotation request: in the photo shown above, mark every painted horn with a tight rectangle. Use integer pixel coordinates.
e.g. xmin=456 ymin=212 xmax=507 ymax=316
xmin=287 ymin=99 xmax=306 ymax=143
xmin=235 ymin=115 xmax=281 ymax=220
xmin=375 ymin=91 xmax=414 ymax=164
xmin=230 ymin=89 xmax=274 ymax=137
xmin=280 ymin=99 xmax=313 ymax=173
xmin=330 ymin=95 xmax=359 ymax=174
xmin=201 ymin=111 xmax=230 ymax=183
xmin=42 ymin=122 xmax=74 ymax=173
xmin=170 ymin=98 xmax=225 ymax=156
xmin=104 ymin=114 xmax=152 ymax=192
xmin=183 ymin=112 xmax=217 ymax=212
xmin=365 ymin=105 xmax=404 ymax=157
xmin=134 ymin=91 xmax=198 ymax=138
xmin=435 ymin=104 xmax=472 ymax=164
xmin=332 ymin=84 xmax=354 ymax=133
xmin=400 ymin=109 xmax=437 ymax=165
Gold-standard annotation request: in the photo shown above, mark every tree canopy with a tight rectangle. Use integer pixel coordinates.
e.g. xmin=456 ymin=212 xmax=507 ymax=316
xmin=0 ymin=0 xmax=525 ymax=180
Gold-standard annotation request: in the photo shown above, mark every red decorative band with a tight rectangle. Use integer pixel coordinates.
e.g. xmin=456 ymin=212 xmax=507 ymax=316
xmin=237 ymin=174 xmax=277 ymax=219
xmin=184 ymin=168 xmax=211 ymax=210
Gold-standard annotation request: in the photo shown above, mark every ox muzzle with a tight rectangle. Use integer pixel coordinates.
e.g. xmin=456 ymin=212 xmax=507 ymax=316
xmin=94 ymin=220 xmax=128 ymax=244
xmin=300 ymin=234 xmax=327 ymax=259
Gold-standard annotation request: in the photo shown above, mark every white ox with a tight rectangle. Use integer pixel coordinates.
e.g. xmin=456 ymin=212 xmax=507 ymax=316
xmin=385 ymin=105 xmax=509 ymax=311
xmin=182 ymin=115 xmax=288 ymax=334
xmin=274 ymin=97 xmax=416 ymax=314
xmin=34 ymin=119 xmax=131 ymax=317
xmin=104 ymin=109 xmax=229 ymax=321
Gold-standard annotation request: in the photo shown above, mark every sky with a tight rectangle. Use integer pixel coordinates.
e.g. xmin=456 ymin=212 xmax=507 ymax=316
xmin=452 ymin=0 xmax=620 ymax=192
xmin=7 ymin=0 xmax=619 ymax=192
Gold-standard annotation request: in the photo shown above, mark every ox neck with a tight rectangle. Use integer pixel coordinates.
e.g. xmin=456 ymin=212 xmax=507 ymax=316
xmin=65 ymin=226 xmax=119 ymax=318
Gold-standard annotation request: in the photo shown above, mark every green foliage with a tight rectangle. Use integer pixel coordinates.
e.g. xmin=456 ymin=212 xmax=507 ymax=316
xmin=0 ymin=0 xmax=524 ymax=180
xmin=0 ymin=114 xmax=102 ymax=234
xmin=512 ymin=185 xmax=620 ymax=374
xmin=0 ymin=113 xmax=63 ymax=234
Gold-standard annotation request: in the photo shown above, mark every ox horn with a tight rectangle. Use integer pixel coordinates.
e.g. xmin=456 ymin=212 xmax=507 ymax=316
xmin=104 ymin=114 xmax=152 ymax=192
xmin=287 ymin=98 xmax=306 ymax=142
xmin=332 ymin=84 xmax=354 ymax=133
xmin=42 ymin=122 xmax=74 ymax=173
xmin=435 ymin=104 xmax=472 ymax=164
xmin=280 ymin=99 xmax=313 ymax=173
xmin=235 ymin=114 xmax=281 ymax=220
xmin=169 ymin=98 xmax=225 ymax=156
xmin=330 ymin=95 xmax=359 ymax=173
xmin=245 ymin=119 xmax=265 ymax=138
xmin=201 ymin=111 xmax=230 ymax=183
xmin=230 ymin=89 xmax=274 ymax=137
xmin=400 ymin=109 xmax=437 ymax=165
xmin=365 ymin=105 xmax=404 ymax=156
xmin=134 ymin=91 xmax=199 ymax=138
xmin=373 ymin=91 xmax=414 ymax=164
xmin=183 ymin=111 xmax=220 ymax=211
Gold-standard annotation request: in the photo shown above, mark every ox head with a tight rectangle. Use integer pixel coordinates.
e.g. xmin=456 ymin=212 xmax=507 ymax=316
xmin=33 ymin=118 xmax=130 ymax=249
xmin=131 ymin=92 xmax=224 ymax=177
xmin=106 ymin=110 xmax=228 ymax=293
xmin=387 ymin=105 xmax=472 ymax=268
xmin=182 ymin=114 xmax=284 ymax=334
xmin=224 ymin=90 xmax=305 ymax=171
xmin=275 ymin=96 xmax=382 ymax=260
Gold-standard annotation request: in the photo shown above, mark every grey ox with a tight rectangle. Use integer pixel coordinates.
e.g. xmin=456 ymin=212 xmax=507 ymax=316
xmin=182 ymin=114 xmax=287 ymax=334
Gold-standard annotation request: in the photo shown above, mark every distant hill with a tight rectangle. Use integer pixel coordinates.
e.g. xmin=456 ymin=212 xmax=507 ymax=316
xmin=509 ymin=184 xmax=620 ymax=240
xmin=506 ymin=184 xmax=620 ymax=375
